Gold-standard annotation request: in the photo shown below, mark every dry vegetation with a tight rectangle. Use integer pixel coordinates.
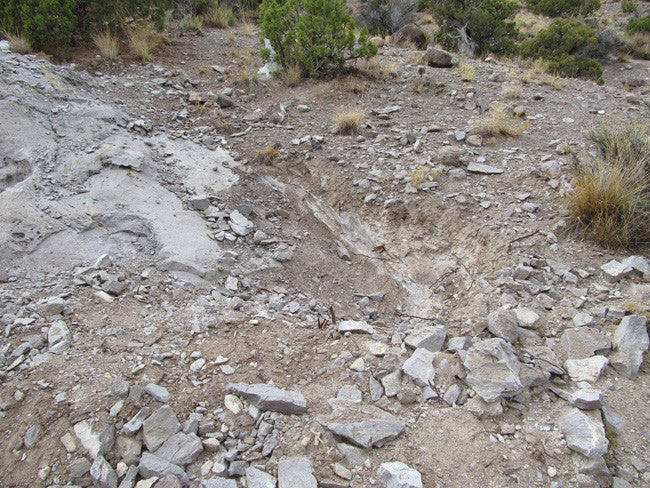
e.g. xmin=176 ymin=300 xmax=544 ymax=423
xmin=203 ymin=5 xmax=236 ymax=28
xmin=470 ymin=102 xmax=530 ymax=137
xmin=3 ymin=32 xmax=31 ymax=54
xmin=92 ymin=30 xmax=120 ymax=60
xmin=458 ymin=62 xmax=476 ymax=82
xmin=128 ymin=24 xmax=163 ymax=62
xmin=334 ymin=107 xmax=366 ymax=135
xmin=568 ymin=124 xmax=650 ymax=247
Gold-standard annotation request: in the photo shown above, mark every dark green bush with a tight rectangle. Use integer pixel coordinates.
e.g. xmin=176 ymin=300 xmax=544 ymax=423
xmin=427 ymin=0 xmax=521 ymax=57
xmin=521 ymin=19 xmax=603 ymax=82
xmin=20 ymin=0 xmax=77 ymax=58
xmin=260 ymin=0 xmax=378 ymax=77
xmin=358 ymin=0 xmax=419 ymax=35
xmin=621 ymin=0 xmax=638 ymax=14
xmin=525 ymin=0 xmax=600 ymax=18
xmin=626 ymin=15 xmax=650 ymax=34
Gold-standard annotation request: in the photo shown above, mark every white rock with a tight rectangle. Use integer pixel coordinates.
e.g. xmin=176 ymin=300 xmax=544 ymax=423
xmin=565 ymin=356 xmax=609 ymax=383
xmin=377 ymin=461 xmax=423 ymax=488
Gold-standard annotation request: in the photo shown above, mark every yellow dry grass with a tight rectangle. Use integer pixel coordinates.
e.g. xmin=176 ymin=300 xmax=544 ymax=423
xmin=470 ymin=102 xmax=530 ymax=137
xmin=128 ymin=24 xmax=162 ymax=62
xmin=92 ymin=30 xmax=120 ymax=60
xmin=334 ymin=108 xmax=366 ymax=135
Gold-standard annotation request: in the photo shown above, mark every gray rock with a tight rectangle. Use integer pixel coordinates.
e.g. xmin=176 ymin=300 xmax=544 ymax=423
xmin=612 ymin=477 xmax=633 ymax=488
xmin=446 ymin=336 xmax=472 ymax=351
xmin=118 ymin=464 xmax=139 ymax=488
xmin=381 ymin=370 xmax=402 ymax=398
xmin=338 ymin=320 xmax=374 ymax=334
xmin=621 ymin=255 xmax=649 ymax=276
xmin=564 ymin=356 xmax=609 ymax=383
xmin=466 ymin=162 xmax=504 ymax=174
xmin=609 ymin=350 xmax=644 ymax=378
xmin=515 ymin=308 xmax=540 ymax=328
xmin=145 ymin=384 xmax=171 ymax=403
xmin=138 ymin=453 xmax=188 ymax=486
xmin=154 ymin=432 xmax=203 ymax=466
xmin=216 ymin=94 xmax=234 ymax=108
xmin=42 ymin=296 xmax=65 ymax=317
xmin=24 ymin=424 xmax=41 ymax=449
xmin=559 ymin=408 xmax=609 ymax=458
xmin=116 ymin=435 xmax=142 ymax=465
xmin=570 ymin=389 xmax=603 ymax=410
xmin=228 ymin=460 xmax=248 ymax=477
xmin=246 ymin=467 xmax=277 ymax=488
xmin=105 ymin=149 xmax=144 ymax=171
xmin=369 ymin=375 xmax=384 ymax=402
xmin=321 ymin=419 xmax=405 ymax=449
xmin=202 ymin=480 xmax=238 ymax=488
xmin=69 ymin=458 xmax=92 ymax=479
xmin=404 ymin=325 xmax=446 ymax=352
xmin=613 ymin=315 xmax=648 ymax=354
xmin=461 ymin=338 xmax=522 ymax=403
xmin=435 ymin=145 xmax=462 ymax=166
xmin=90 ymin=456 xmax=118 ymax=488
xmin=559 ymin=328 xmax=610 ymax=360
xmin=48 ymin=320 xmax=71 ymax=353
xmin=155 ymin=475 xmax=183 ymax=488
xmin=487 ymin=309 xmax=520 ymax=343
xmin=336 ymin=385 xmax=363 ymax=403
xmin=601 ymin=406 xmax=625 ymax=436
xmin=278 ymin=457 xmax=317 ymax=488
xmin=443 ymin=384 xmax=462 ymax=406
xmin=401 ymin=348 xmax=436 ymax=387
xmin=226 ymin=383 xmax=307 ymax=414
xmin=466 ymin=134 xmax=482 ymax=146
xmin=421 ymin=47 xmax=454 ymax=68
xmin=600 ymin=260 xmax=633 ymax=282
xmin=572 ymin=312 xmax=594 ymax=327
xmin=142 ymin=405 xmax=182 ymax=451
xmin=229 ymin=210 xmax=254 ymax=236
xmin=188 ymin=196 xmax=210 ymax=211
xmin=337 ymin=443 xmax=368 ymax=468
xmin=123 ymin=407 xmax=150 ymax=435
xmin=377 ymin=462 xmax=423 ymax=488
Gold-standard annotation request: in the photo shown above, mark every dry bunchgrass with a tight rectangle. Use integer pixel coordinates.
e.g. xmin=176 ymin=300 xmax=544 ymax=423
xmin=470 ymin=102 xmax=530 ymax=137
xmin=501 ymin=81 xmax=523 ymax=99
xmin=4 ymin=32 xmax=31 ymax=54
xmin=203 ymin=5 xmax=236 ymax=28
xmin=458 ymin=62 xmax=476 ymax=82
xmin=622 ymin=32 xmax=650 ymax=60
xmin=92 ymin=30 xmax=120 ymax=60
xmin=128 ymin=24 xmax=162 ymax=62
xmin=280 ymin=63 xmax=302 ymax=87
xmin=567 ymin=124 xmax=650 ymax=247
xmin=335 ymin=108 xmax=366 ymax=135
xmin=409 ymin=165 xmax=442 ymax=189
xmin=255 ymin=144 xmax=284 ymax=164
xmin=515 ymin=11 xmax=551 ymax=38
xmin=542 ymin=74 xmax=565 ymax=90
xmin=176 ymin=14 xmax=204 ymax=32
xmin=230 ymin=50 xmax=262 ymax=91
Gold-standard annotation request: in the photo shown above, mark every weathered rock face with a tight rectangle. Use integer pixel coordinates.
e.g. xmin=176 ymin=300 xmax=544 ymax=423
xmin=559 ymin=409 xmax=609 ymax=459
xmin=611 ymin=314 xmax=648 ymax=377
xmin=226 ymin=383 xmax=307 ymax=414
xmin=377 ymin=461 xmax=423 ymax=488
xmin=277 ymin=457 xmax=317 ymax=488
xmin=142 ymin=406 xmax=182 ymax=452
xmin=460 ymin=338 xmax=523 ymax=402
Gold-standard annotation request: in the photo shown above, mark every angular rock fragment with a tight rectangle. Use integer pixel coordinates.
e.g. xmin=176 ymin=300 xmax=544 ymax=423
xmin=123 ymin=407 xmax=150 ymax=435
xmin=321 ymin=419 xmax=405 ymax=449
xmin=48 ymin=320 xmax=71 ymax=353
xmin=404 ymin=325 xmax=446 ymax=352
xmin=461 ymin=338 xmax=522 ymax=403
xmin=90 ymin=456 xmax=118 ymax=488
xmin=226 ymin=383 xmax=307 ymax=414
xmin=246 ymin=466 xmax=277 ymax=488
xmin=377 ymin=462 xmax=423 ymax=488
xmin=559 ymin=328 xmax=610 ymax=360
xmin=401 ymin=348 xmax=436 ymax=387
xmin=564 ymin=356 xmax=609 ymax=383
xmin=487 ymin=309 xmax=520 ymax=343
xmin=154 ymin=432 xmax=203 ymax=466
xmin=338 ymin=320 xmax=374 ymax=335
xmin=560 ymin=408 xmax=609 ymax=458
xmin=138 ymin=453 xmax=188 ymax=486
xmin=145 ymin=383 xmax=171 ymax=403
xmin=142 ymin=405 xmax=182 ymax=451
xmin=278 ymin=457 xmax=317 ymax=488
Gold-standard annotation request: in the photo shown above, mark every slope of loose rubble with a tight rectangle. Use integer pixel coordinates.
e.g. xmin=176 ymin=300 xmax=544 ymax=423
xmin=0 ymin=24 xmax=649 ymax=488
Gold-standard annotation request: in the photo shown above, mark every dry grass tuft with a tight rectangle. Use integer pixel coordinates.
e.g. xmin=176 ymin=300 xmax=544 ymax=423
xmin=515 ymin=11 xmax=551 ymax=38
xmin=501 ymin=81 xmax=523 ymax=99
xmin=567 ymin=124 xmax=650 ymax=247
xmin=203 ymin=5 xmax=236 ymax=28
xmin=255 ymin=144 xmax=284 ymax=164
xmin=470 ymin=102 xmax=530 ymax=137
xmin=128 ymin=24 xmax=162 ymax=62
xmin=409 ymin=165 xmax=442 ymax=189
xmin=335 ymin=108 xmax=366 ymax=135
xmin=92 ymin=30 xmax=120 ymax=60
xmin=458 ymin=62 xmax=476 ymax=82
xmin=4 ymin=32 xmax=31 ymax=54
xmin=280 ymin=63 xmax=303 ymax=87
xmin=542 ymin=74 xmax=565 ymax=90
xmin=622 ymin=32 xmax=650 ymax=60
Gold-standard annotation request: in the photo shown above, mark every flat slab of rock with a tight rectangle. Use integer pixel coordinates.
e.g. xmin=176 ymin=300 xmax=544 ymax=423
xmin=338 ymin=320 xmax=374 ymax=335
xmin=559 ymin=328 xmax=610 ymax=360
xmin=142 ymin=405 xmax=182 ymax=451
xmin=564 ymin=356 xmax=609 ymax=383
xmin=559 ymin=408 xmax=609 ymax=458
xmin=600 ymin=260 xmax=633 ymax=282
xmin=246 ymin=466 xmax=277 ymax=488
xmin=320 ymin=403 xmax=405 ymax=449
xmin=460 ymin=338 xmax=522 ymax=403
xmin=401 ymin=348 xmax=436 ymax=387
xmin=226 ymin=383 xmax=307 ymax=414
xmin=404 ymin=325 xmax=446 ymax=352
xmin=48 ymin=320 xmax=71 ymax=353
xmin=467 ymin=162 xmax=504 ymax=174
xmin=377 ymin=461 xmax=423 ymax=488
xmin=154 ymin=432 xmax=203 ymax=466
xmin=278 ymin=457 xmax=317 ymax=488
xmin=138 ymin=452 xmax=188 ymax=486
xmin=613 ymin=315 xmax=648 ymax=354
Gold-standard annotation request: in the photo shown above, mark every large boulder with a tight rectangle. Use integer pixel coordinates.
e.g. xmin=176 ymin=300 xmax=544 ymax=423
xmin=421 ymin=47 xmax=454 ymax=68
xmin=393 ymin=24 xmax=428 ymax=50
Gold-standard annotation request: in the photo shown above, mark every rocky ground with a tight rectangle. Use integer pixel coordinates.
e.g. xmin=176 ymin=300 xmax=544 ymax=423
xmin=0 ymin=17 xmax=649 ymax=488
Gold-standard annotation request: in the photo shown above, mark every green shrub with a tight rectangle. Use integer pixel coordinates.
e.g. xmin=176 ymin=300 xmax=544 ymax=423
xmin=358 ymin=0 xmax=418 ymax=35
xmin=21 ymin=0 xmax=77 ymax=58
xmin=0 ymin=0 xmax=23 ymax=32
xmin=427 ymin=0 xmax=521 ymax=57
xmin=259 ymin=0 xmax=378 ymax=77
xmin=627 ymin=15 xmax=650 ymax=35
xmin=521 ymin=18 xmax=603 ymax=82
xmin=525 ymin=0 xmax=600 ymax=18
xmin=621 ymin=0 xmax=637 ymax=14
